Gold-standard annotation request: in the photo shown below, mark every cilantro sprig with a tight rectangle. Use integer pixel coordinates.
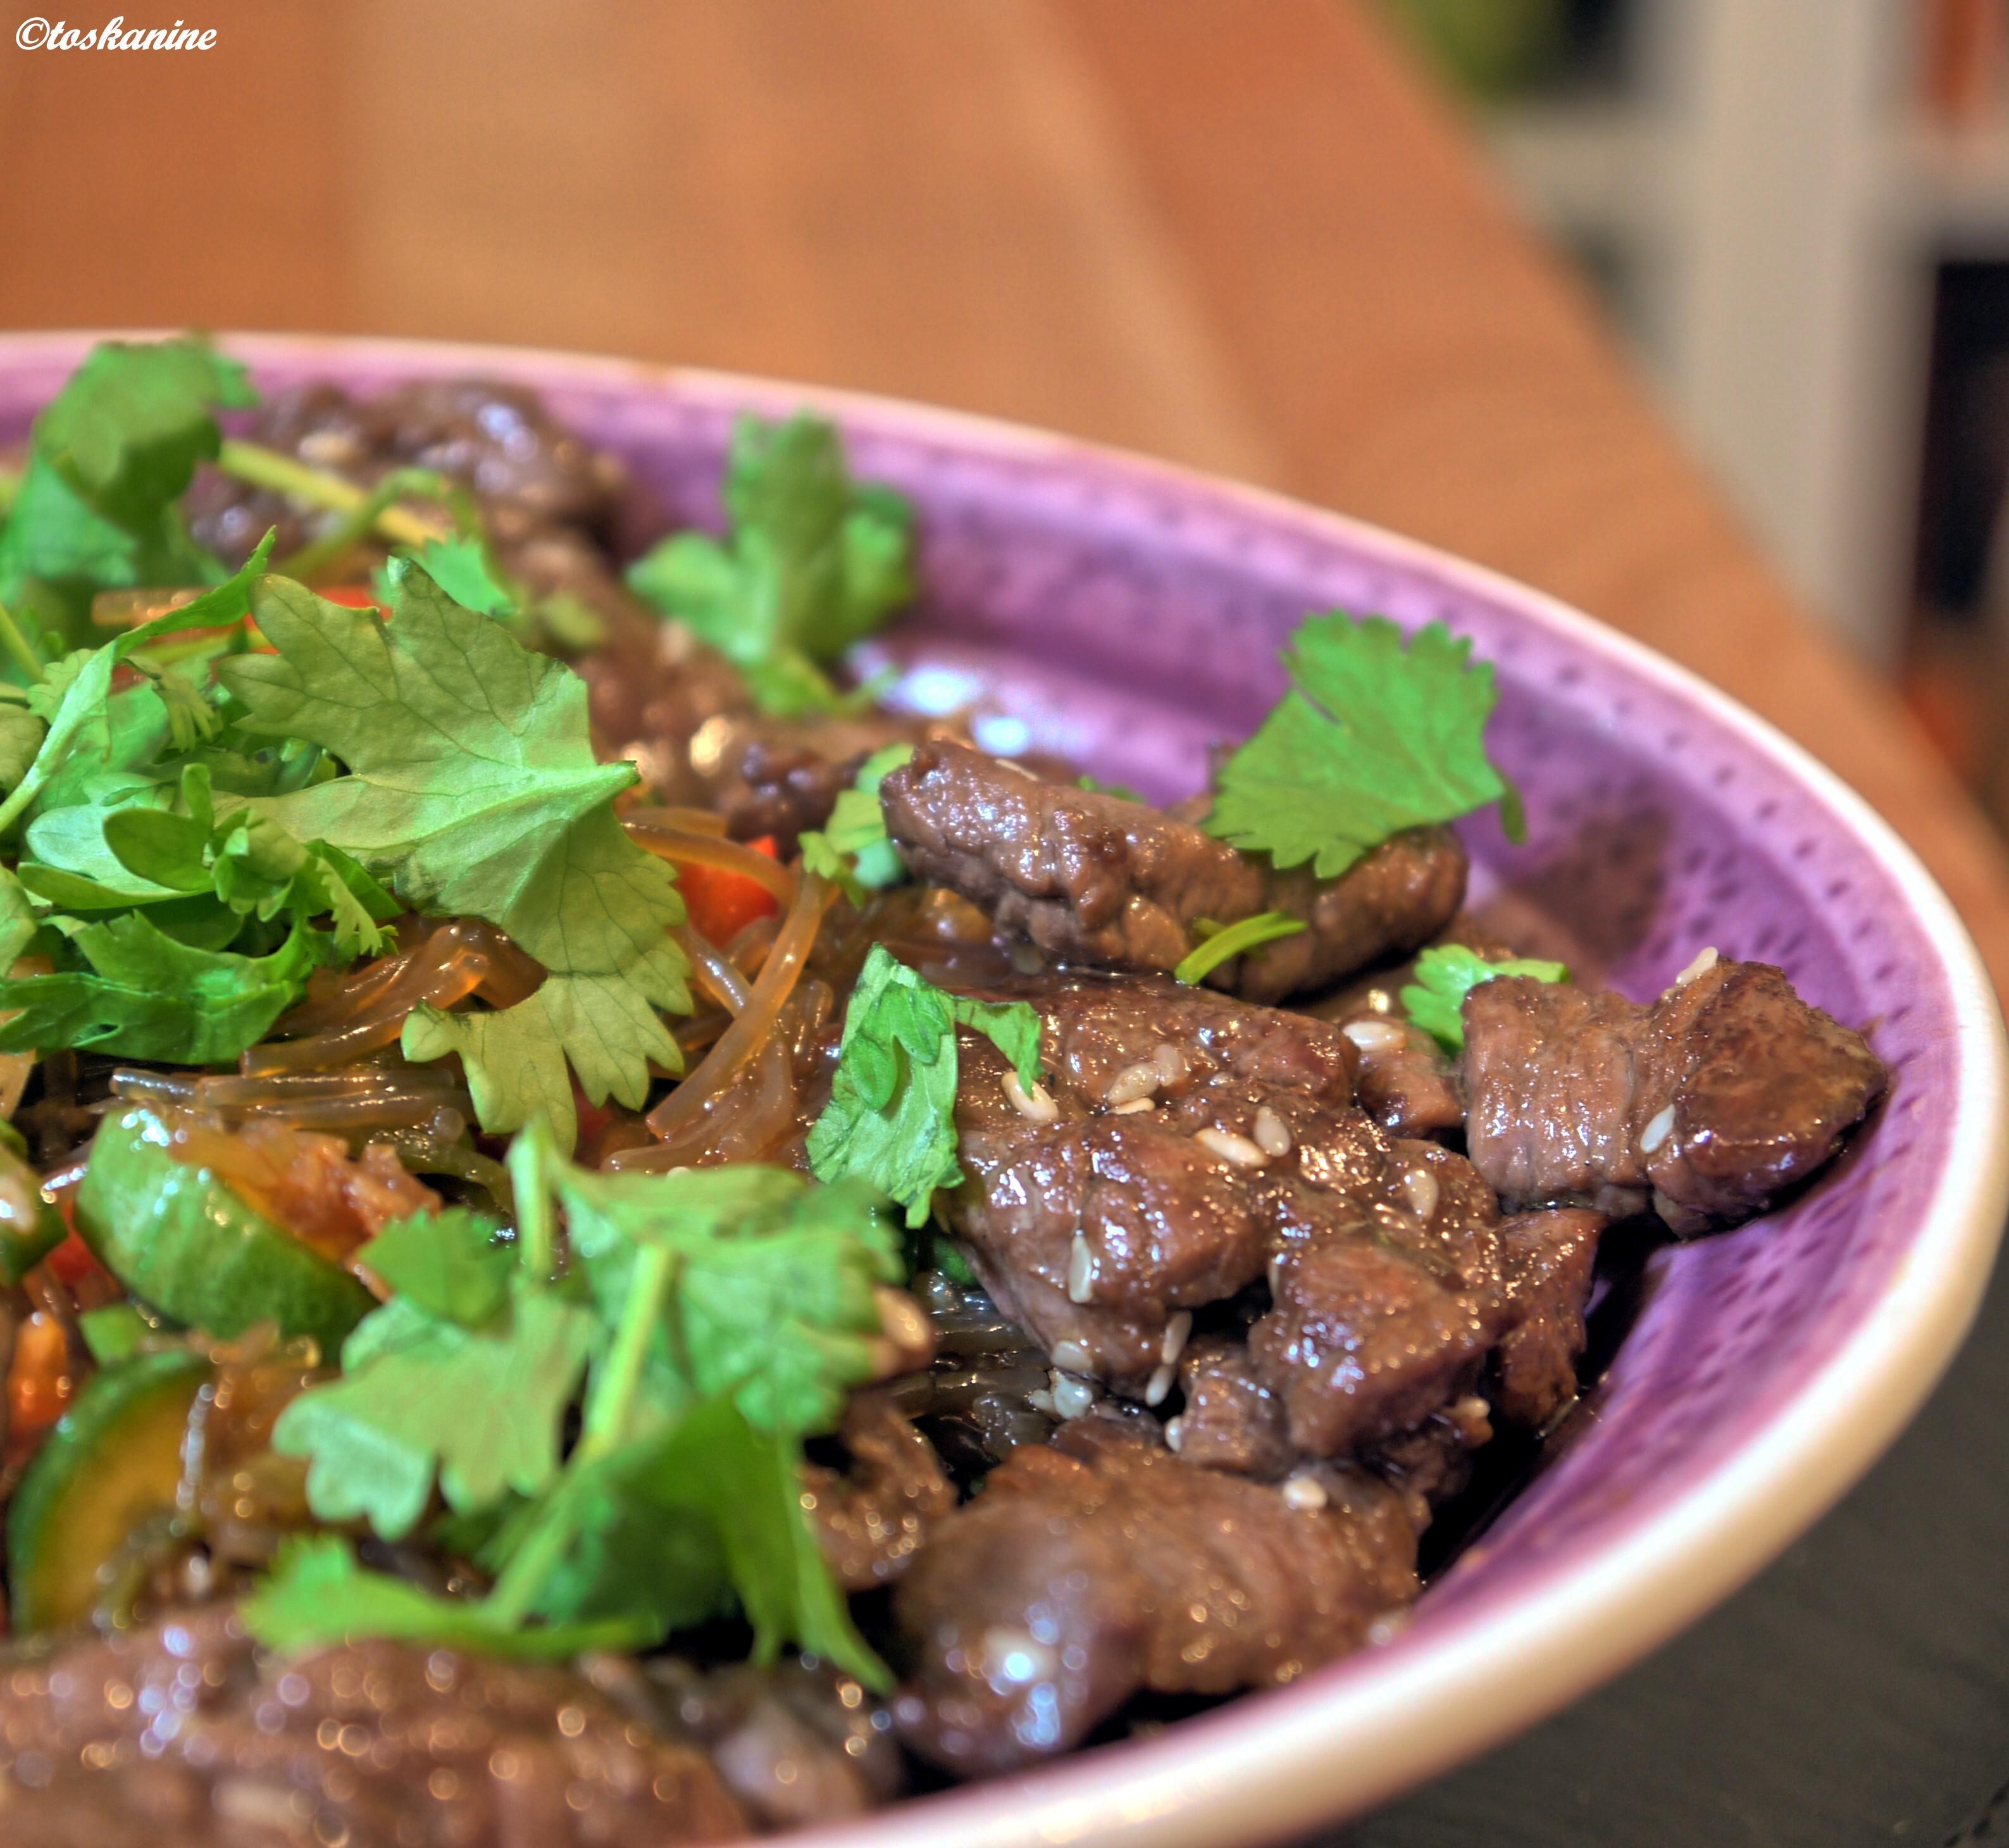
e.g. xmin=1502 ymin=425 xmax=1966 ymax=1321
xmin=625 ymin=412 xmax=914 ymax=716
xmin=256 ymin=1127 xmax=899 ymax=1682
xmin=799 ymin=740 xmax=913 ymax=902
xmin=0 ymin=339 xmax=252 ymax=661
xmin=807 ymin=945 xmax=1042 ymax=1226
xmin=1204 ymin=611 xmax=1525 ymax=880
xmin=1401 ymin=942 xmax=1569 ymax=1051
xmin=221 ymin=562 xmax=694 ymax=1141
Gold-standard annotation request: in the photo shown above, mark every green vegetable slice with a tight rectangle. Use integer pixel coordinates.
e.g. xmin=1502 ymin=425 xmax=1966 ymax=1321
xmin=7 ymin=1347 xmax=209 ymax=1633
xmin=0 ymin=1136 xmax=65 ymax=1285
xmin=75 ymin=1106 xmax=375 ymax=1355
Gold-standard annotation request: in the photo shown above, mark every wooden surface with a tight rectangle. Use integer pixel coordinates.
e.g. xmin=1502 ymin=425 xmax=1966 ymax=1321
xmin=3 ymin=7 xmax=2008 ymax=1845
xmin=3 ymin=0 xmax=2008 ymax=996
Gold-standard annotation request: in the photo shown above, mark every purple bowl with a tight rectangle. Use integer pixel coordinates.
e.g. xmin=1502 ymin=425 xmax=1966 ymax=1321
xmin=2 ymin=333 xmax=2003 ymax=1847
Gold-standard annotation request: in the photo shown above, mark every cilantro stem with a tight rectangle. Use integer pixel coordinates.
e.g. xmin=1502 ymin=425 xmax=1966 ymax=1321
xmin=1172 ymin=910 xmax=1307 ymax=985
xmin=506 ymin=1123 xmax=558 ymax=1282
xmin=0 ymin=462 xmax=20 ymax=516
xmin=0 ymin=596 xmax=47 ymax=685
xmin=483 ymin=1243 xmax=677 ymax=1626
xmin=215 ymin=439 xmax=449 ymax=551
xmin=274 ymin=466 xmax=473 ymax=581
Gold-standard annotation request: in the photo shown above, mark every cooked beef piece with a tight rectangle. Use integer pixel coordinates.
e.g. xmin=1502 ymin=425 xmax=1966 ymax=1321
xmin=608 ymin=1654 xmax=904 ymax=1830
xmin=945 ymin=972 xmax=1358 ymax=1388
xmin=1169 ymin=1336 xmax=1295 ymax=1478
xmin=879 ymin=741 xmax=1466 ymax=1002
xmin=943 ymin=971 xmax=1514 ymax=1458
xmin=893 ymin=1416 xmax=1417 ymax=1773
xmin=1492 ymin=1208 xmax=1605 ymax=1430
xmin=580 ymin=614 xmax=950 ymax=852
xmin=189 ymin=377 xmax=628 ymax=578
xmin=802 ymin=1390 xmax=956 ymax=1591
xmin=1463 ymin=956 xmax=1887 ymax=1232
xmin=0 ymin=1605 xmax=748 ymax=1846
xmin=1331 ymin=1009 xmax=1465 ymax=1139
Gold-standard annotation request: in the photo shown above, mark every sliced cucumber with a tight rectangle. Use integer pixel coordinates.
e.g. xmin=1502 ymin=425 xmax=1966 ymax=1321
xmin=75 ymin=1107 xmax=375 ymax=1357
xmin=0 ymin=1138 xmax=65 ymax=1285
xmin=7 ymin=1347 xmax=210 ymax=1633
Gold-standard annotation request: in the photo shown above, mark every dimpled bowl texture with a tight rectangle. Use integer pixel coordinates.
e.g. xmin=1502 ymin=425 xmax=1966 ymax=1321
xmin=1 ymin=333 xmax=2003 ymax=1848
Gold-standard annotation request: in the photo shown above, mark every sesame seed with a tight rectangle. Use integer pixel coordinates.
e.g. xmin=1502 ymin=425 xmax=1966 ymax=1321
xmin=1341 ymin=1018 xmax=1405 ymax=1053
xmin=1052 ymin=1339 xmax=1096 ymax=1374
xmin=1105 ymin=1061 xmax=1162 ymax=1106
xmin=1160 ymin=1311 xmax=1193 ymax=1366
xmin=1151 ymin=1042 xmax=1185 ymax=1085
xmin=1052 ymin=1371 xmax=1096 ymax=1420
xmin=1164 ymin=1416 xmax=1185 ymax=1453
xmin=1402 ymin=1166 xmax=1440 ymax=1221
xmin=1640 ymin=1104 xmax=1676 ymax=1154
xmin=1252 ymin=1106 xmax=1291 ymax=1155
xmin=1667 ymin=946 xmax=1719 ymax=993
xmin=1282 ymin=1472 xmax=1328 ymax=1512
xmin=1002 ymin=1070 xmax=1059 ymax=1123
xmin=1067 ymin=1233 xmax=1095 ymax=1303
xmin=1110 ymin=1097 xmax=1156 ymax=1115
xmin=1145 ymin=1363 xmax=1175 ymax=1406
xmin=1196 ymin=1127 xmax=1266 ymax=1168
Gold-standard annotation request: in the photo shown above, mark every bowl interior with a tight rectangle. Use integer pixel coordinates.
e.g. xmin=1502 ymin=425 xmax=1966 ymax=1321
xmin=0 ymin=334 xmax=1993 ymax=1843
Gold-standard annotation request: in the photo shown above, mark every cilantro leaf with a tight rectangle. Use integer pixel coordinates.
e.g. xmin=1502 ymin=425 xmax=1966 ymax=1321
xmin=402 ymin=997 xmax=579 ymax=1152
xmin=798 ymin=741 xmax=912 ymax=901
xmin=36 ymin=338 xmax=254 ymax=532
xmin=242 ymin=1534 xmax=651 ymax=1661
xmin=1400 ymin=943 xmax=1569 ymax=1051
xmin=356 ymin=1207 xmax=511 ymax=1329
xmin=273 ymin=1286 xmax=595 ymax=1540
xmin=552 ymin=1161 xmax=899 ymax=1436
xmin=0 ymin=534 xmax=271 ymax=840
xmin=0 ymin=865 xmax=39 ymax=970
xmin=1204 ymin=612 xmax=1524 ymax=880
xmin=0 ymin=339 xmax=252 ymax=647
xmin=643 ymin=1397 xmax=888 ymax=1687
xmin=220 ymin=563 xmax=692 ymax=1139
xmin=0 ymin=912 xmax=322 ymax=1063
xmin=625 ymin=413 xmax=914 ymax=716
xmin=807 ymin=945 xmax=1041 ymax=1227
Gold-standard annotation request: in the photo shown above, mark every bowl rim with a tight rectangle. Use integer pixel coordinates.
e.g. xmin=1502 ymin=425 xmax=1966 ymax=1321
xmin=2 ymin=329 xmax=2003 ymax=1846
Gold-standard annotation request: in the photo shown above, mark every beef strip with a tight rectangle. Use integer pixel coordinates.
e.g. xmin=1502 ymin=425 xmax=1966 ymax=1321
xmin=1492 ymin=1207 xmax=1605 ymax=1430
xmin=879 ymin=741 xmax=1466 ymax=1002
xmin=801 ymin=1390 xmax=956 ymax=1592
xmin=1462 ymin=955 xmax=1887 ymax=1232
xmin=892 ymin=1416 xmax=1417 ymax=1773
xmin=944 ymin=971 xmax=1515 ymax=1458
xmin=0 ymin=1605 xmax=747 ymax=1847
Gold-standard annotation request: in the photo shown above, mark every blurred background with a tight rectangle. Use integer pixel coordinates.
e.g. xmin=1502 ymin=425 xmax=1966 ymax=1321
xmin=5 ymin=0 xmax=2009 ymax=844
xmin=1388 ymin=0 xmax=2009 ymax=844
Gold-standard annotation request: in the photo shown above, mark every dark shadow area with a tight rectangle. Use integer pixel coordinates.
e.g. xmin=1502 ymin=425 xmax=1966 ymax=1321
xmin=1321 ymin=1229 xmax=2009 ymax=1848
